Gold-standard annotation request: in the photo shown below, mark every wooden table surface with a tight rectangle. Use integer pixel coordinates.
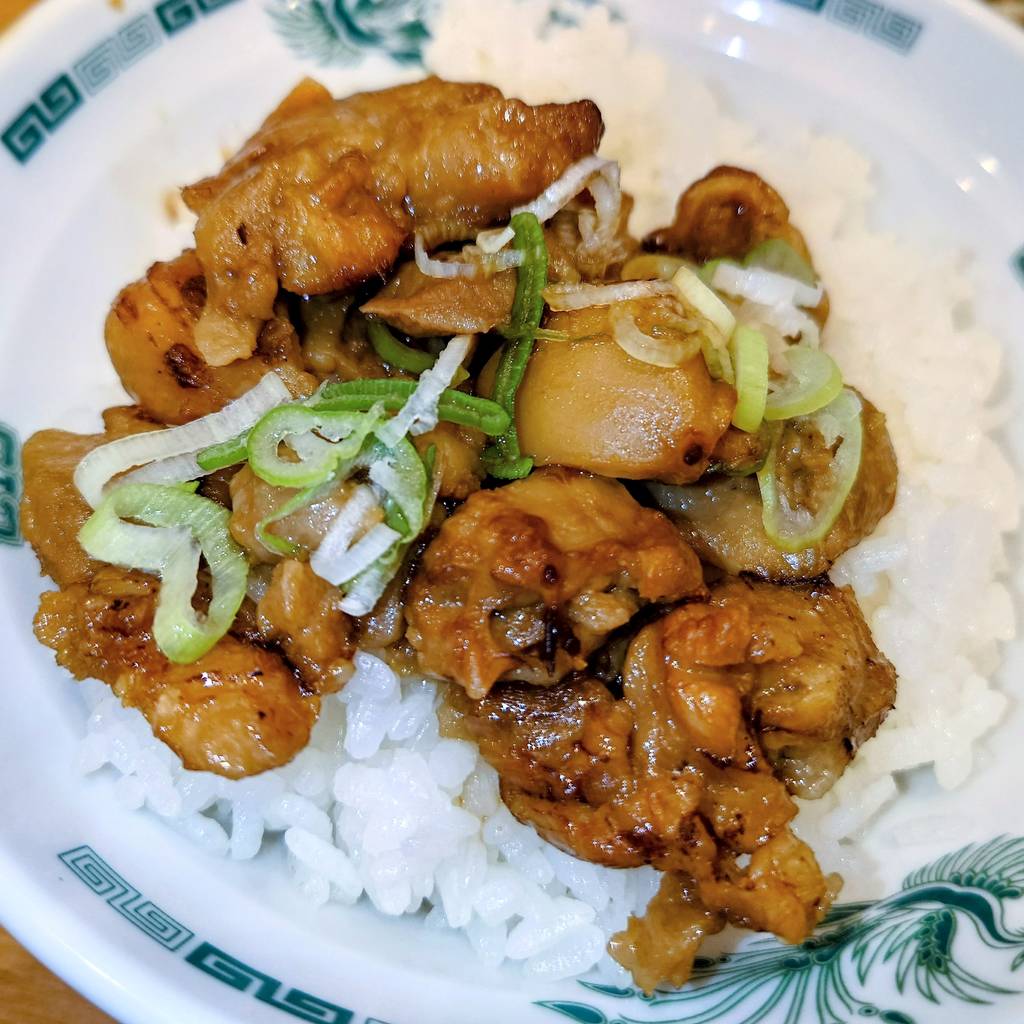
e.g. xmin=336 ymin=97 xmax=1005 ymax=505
xmin=1 ymin=0 xmax=1021 ymax=1023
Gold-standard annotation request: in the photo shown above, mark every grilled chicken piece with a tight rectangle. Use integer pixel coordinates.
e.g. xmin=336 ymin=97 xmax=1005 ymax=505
xmin=20 ymin=407 xmax=160 ymax=587
xmin=228 ymin=470 xmax=374 ymax=565
xmin=710 ymin=576 xmax=896 ymax=798
xmin=651 ymin=395 xmax=897 ymax=581
xmin=34 ymin=568 xmax=317 ymax=777
xmin=358 ymin=208 xmax=625 ymax=338
xmin=181 ymin=76 xmax=603 ymax=365
xmin=445 ymin=599 xmax=840 ymax=990
xmin=645 ymin=166 xmax=829 ymax=324
xmin=411 ymin=422 xmax=485 ymax=500
xmin=646 ymin=165 xmax=813 ymax=266
xmin=501 ymin=305 xmax=735 ymax=484
xmin=407 ymin=467 xmax=705 ymax=698
xmin=105 ymin=250 xmax=316 ymax=425
xmin=361 ymin=264 xmax=518 ymax=338
xmin=253 ymin=560 xmax=355 ymax=694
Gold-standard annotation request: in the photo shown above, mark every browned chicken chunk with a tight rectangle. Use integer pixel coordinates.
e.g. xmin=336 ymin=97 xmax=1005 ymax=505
xmin=181 ymin=76 xmax=603 ymax=364
xmin=445 ymin=597 xmax=840 ymax=990
xmin=646 ymin=166 xmax=829 ymax=324
xmin=646 ymin=165 xmax=813 ymax=266
xmin=411 ymin=421 xmax=485 ymax=500
xmin=20 ymin=407 xmax=159 ymax=587
xmin=254 ymin=560 xmax=355 ymax=694
xmin=651 ymin=394 xmax=897 ymax=580
xmin=361 ymin=264 xmax=518 ymax=338
xmin=407 ymin=467 xmax=705 ymax=698
xmin=707 ymin=576 xmax=896 ymax=798
xmin=34 ymin=568 xmax=317 ymax=777
xmin=105 ymin=250 xmax=316 ymax=424
xmin=228 ymin=471 xmax=374 ymax=565
xmin=499 ymin=305 xmax=735 ymax=484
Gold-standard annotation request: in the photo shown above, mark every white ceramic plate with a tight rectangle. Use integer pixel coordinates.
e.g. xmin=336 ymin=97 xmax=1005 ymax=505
xmin=2 ymin=1 xmax=1024 ymax=1022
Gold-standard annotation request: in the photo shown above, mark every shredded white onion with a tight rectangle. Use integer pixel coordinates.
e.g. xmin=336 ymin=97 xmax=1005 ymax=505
xmin=512 ymin=154 xmax=617 ymax=226
xmin=461 ymin=245 xmax=525 ymax=271
xmin=75 ymin=372 xmax=292 ymax=508
xmin=576 ymin=160 xmax=622 ymax=255
xmin=542 ymin=280 xmax=676 ymax=312
xmin=475 ymin=226 xmax=516 ymax=253
xmin=414 ymin=234 xmax=524 ymax=279
xmin=414 ymin=234 xmax=481 ymax=280
xmin=309 ymin=486 xmax=382 ymax=584
xmin=712 ymin=263 xmax=824 ymax=309
xmin=317 ymin=522 xmax=401 ymax=588
xmin=610 ymin=307 xmax=698 ymax=368
xmin=736 ymin=299 xmax=821 ymax=350
xmin=338 ymin=563 xmax=392 ymax=617
xmin=121 ymin=452 xmax=206 ymax=490
xmin=376 ymin=335 xmax=472 ymax=448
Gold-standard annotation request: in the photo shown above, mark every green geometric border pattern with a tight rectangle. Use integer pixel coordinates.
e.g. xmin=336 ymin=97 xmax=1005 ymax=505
xmin=539 ymin=835 xmax=1024 ymax=1024
xmin=1 ymin=0 xmax=239 ymax=164
xmin=57 ymin=845 xmax=365 ymax=1024
xmin=773 ymin=0 xmax=923 ymax=53
xmin=0 ymin=420 xmax=21 ymax=546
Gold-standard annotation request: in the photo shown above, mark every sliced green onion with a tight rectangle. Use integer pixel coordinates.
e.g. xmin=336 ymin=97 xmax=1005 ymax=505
xmin=757 ymin=389 xmax=863 ymax=552
xmin=764 ymin=347 xmax=843 ymax=421
xmin=78 ymin=483 xmax=247 ymax=663
xmin=367 ymin=320 xmax=437 ymax=376
xmin=745 ymin=239 xmax=818 ymax=288
xmin=729 ymin=326 xmax=769 ymax=433
xmin=671 ymin=265 xmax=736 ymax=343
xmin=701 ymin=335 xmax=735 ymax=386
xmin=621 ymin=254 xmax=689 ymax=282
xmin=197 ymin=433 xmax=249 ymax=472
xmin=482 ymin=211 xmax=548 ymax=480
xmin=247 ymin=406 xmax=382 ymax=489
xmin=314 ymin=380 xmax=510 ymax=437
xmin=697 ymin=257 xmax=737 ymax=288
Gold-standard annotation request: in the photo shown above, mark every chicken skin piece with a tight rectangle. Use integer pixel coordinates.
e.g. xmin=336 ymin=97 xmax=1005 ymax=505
xmin=505 ymin=305 xmax=736 ymax=484
xmin=407 ymin=468 xmax=705 ymax=698
xmin=105 ymin=250 xmax=316 ymax=425
xmin=445 ymin=598 xmax=840 ymax=991
xmin=181 ymin=77 xmax=603 ymax=365
xmin=651 ymin=394 xmax=897 ymax=581
xmin=34 ymin=568 xmax=317 ymax=778
xmin=20 ymin=406 xmax=160 ymax=587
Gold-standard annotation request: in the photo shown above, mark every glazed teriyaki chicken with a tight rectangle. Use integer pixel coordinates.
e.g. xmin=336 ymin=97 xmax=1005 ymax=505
xmin=21 ymin=77 xmax=898 ymax=989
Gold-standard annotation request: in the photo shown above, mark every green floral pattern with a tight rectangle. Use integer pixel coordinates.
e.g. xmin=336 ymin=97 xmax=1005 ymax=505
xmin=268 ymin=0 xmax=435 ymax=66
xmin=0 ymin=422 xmax=21 ymax=546
xmin=539 ymin=837 xmax=1024 ymax=1024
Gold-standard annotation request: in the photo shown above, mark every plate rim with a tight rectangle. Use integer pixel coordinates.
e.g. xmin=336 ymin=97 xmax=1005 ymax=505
xmin=2 ymin=1 xmax=1024 ymax=1023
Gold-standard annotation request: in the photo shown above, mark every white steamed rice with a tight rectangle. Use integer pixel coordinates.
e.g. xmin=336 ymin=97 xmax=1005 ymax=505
xmin=73 ymin=0 xmax=1019 ymax=981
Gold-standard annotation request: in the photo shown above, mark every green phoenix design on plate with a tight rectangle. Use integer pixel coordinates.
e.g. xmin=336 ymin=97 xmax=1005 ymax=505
xmin=539 ymin=836 xmax=1024 ymax=1024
